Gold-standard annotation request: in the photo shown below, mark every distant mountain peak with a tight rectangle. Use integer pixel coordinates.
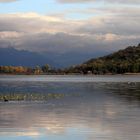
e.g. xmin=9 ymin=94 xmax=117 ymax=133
xmin=0 ymin=47 xmax=55 ymax=67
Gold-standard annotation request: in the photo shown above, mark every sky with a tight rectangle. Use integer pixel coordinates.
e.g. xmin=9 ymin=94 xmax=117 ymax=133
xmin=0 ymin=0 xmax=140 ymax=54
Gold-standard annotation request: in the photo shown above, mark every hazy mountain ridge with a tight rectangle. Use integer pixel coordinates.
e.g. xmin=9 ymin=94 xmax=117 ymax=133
xmin=0 ymin=47 xmax=55 ymax=67
xmin=0 ymin=47 xmax=109 ymax=68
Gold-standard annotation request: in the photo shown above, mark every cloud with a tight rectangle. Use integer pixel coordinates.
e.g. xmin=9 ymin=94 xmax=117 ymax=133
xmin=0 ymin=31 xmax=23 ymax=39
xmin=0 ymin=13 xmax=81 ymax=34
xmin=57 ymin=0 xmax=140 ymax=4
xmin=57 ymin=0 xmax=95 ymax=3
xmin=0 ymin=0 xmax=18 ymax=3
xmin=0 ymin=10 xmax=139 ymax=55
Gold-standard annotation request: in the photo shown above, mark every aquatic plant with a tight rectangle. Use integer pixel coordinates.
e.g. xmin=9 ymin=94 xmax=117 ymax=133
xmin=0 ymin=93 xmax=67 ymax=102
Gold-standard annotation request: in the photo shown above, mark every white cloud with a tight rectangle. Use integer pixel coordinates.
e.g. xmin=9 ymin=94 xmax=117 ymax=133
xmin=0 ymin=0 xmax=18 ymax=3
xmin=57 ymin=0 xmax=140 ymax=4
xmin=0 ymin=11 xmax=139 ymax=54
xmin=0 ymin=31 xmax=23 ymax=39
xmin=57 ymin=0 xmax=95 ymax=3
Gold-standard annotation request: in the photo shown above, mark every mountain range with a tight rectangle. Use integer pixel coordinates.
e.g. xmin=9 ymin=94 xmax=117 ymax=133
xmin=0 ymin=47 xmax=108 ymax=68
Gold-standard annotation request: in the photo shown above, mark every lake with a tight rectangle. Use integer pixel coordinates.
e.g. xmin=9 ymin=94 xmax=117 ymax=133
xmin=0 ymin=75 xmax=140 ymax=140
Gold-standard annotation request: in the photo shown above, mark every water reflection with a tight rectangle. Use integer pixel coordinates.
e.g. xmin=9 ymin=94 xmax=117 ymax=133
xmin=0 ymin=99 xmax=140 ymax=140
xmin=0 ymin=76 xmax=140 ymax=140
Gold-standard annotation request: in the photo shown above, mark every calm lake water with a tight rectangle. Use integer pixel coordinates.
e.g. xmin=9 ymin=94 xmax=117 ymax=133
xmin=0 ymin=75 xmax=140 ymax=140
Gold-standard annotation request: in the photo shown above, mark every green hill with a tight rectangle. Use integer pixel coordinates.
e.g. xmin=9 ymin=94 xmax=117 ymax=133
xmin=65 ymin=44 xmax=140 ymax=74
